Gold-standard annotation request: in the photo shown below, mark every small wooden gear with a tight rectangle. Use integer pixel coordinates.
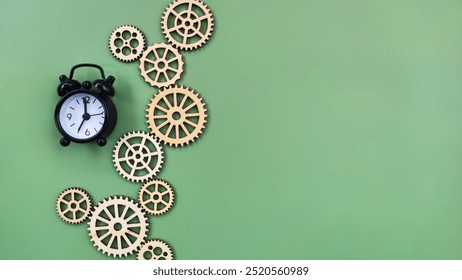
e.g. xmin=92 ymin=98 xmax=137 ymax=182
xmin=137 ymin=239 xmax=174 ymax=260
xmin=162 ymin=0 xmax=214 ymax=51
xmin=139 ymin=43 xmax=184 ymax=88
xmin=146 ymin=85 xmax=207 ymax=147
xmin=56 ymin=187 xmax=92 ymax=224
xmin=138 ymin=179 xmax=175 ymax=215
xmin=112 ymin=131 xmax=164 ymax=183
xmin=109 ymin=25 xmax=146 ymax=62
xmin=87 ymin=196 xmax=149 ymax=258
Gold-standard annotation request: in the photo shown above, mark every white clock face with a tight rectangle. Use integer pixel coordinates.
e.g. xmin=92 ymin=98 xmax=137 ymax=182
xmin=58 ymin=92 xmax=106 ymax=140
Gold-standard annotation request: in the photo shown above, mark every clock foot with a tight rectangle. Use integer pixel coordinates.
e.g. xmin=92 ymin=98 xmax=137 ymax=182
xmin=60 ymin=138 xmax=70 ymax=146
xmin=97 ymin=138 xmax=107 ymax=146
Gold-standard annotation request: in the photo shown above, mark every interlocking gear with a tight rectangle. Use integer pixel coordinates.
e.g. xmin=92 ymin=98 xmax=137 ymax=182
xmin=56 ymin=187 xmax=92 ymax=224
xmin=162 ymin=0 xmax=214 ymax=51
xmin=109 ymin=25 xmax=146 ymax=62
xmin=87 ymin=196 xmax=149 ymax=258
xmin=139 ymin=43 xmax=184 ymax=88
xmin=113 ymin=131 xmax=164 ymax=183
xmin=137 ymin=239 xmax=174 ymax=260
xmin=146 ymin=85 xmax=207 ymax=147
xmin=138 ymin=179 xmax=175 ymax=215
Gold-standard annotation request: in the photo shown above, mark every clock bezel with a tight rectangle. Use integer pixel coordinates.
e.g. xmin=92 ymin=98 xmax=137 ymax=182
xmin=54 ymin=89 xmax=110 ymax=144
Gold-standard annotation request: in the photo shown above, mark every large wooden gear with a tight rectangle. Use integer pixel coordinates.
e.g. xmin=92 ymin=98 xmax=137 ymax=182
xmin=146 ymin=85 xmax=207 ymax=147
xmin=56 ymin=187 xmax=93 ymax=224
xmin=139 ymin=43 xmax=184 ymax=88
xmin=109 ymin=25 xmax=146 ymax=62
xmin=87 ymin=196 xmax=149 ymax=258
xmin=112 ymin=131 xmax=164 ymax=183
xmin=162 ymin=0 xmax=214 ymax=51
xmin=137 ymin=239 xmax=174 ymax=260
xmin=138 ymin=179 xmax=175 ymax=216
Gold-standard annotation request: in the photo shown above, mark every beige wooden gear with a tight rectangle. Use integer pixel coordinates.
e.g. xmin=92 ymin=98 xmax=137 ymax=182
xmin=56 ymin=187 xmax=92 ymax=224
xmin=146 ymin=85 xmax=207 ymax=147
xmin=109 ymin=25 xmax=146 ymax=62
xmin=137 ymin=239 xmax=174 ymax=260
xmin=139 ymin=43 xmax=184 ymax=88
xmin=113 ymin=131 xmax=164 ymax=183
xmin=138 ymin=179 xmax=175 ymax=216
xmin=87 ymin=196 xmax=149 ymax=258
xmin=162 ymin=0 xmax=214 ymax=51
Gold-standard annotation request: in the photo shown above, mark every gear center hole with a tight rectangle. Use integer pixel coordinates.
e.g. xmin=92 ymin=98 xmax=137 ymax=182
xmin=135 ymin=153 xmax=142 ymax=160
xmin=114 ymin=222 xmax=123 ymax=231
xmin=172 ymin=111 xmax=182 ymax=120
xmin=184 ymin=20 xmax=191 ymax=27
xmin=157 ymin=61 xmax=166 ymax=69
xmin=153 ymin=194 xmax=160 ymax=200
xmin=70 ymin=203 xmax=77 ymax=209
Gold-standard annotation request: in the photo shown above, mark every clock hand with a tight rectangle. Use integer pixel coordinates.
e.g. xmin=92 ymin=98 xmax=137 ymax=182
xmin=77 ymin=118 xmax=85 ymax=133
xmin=82 ymin=97 xmax=89 ymax=114
xmin=89 ymin=112 xmax=104 ymax=117
xmin=78 ymin=97 xmax=91 ymax=133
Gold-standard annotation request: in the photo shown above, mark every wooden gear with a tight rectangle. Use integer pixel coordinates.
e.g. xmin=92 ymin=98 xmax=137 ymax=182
xmin=146 ymin=85 xmax=207 ymax=147
xmin=139 ymin=43 xmax=184 ymax=88
xmin=56 ymin=187 xmax=92 ymax=224
xmin=137 ymin=239 xmax=174 ymax=260
xmin=87 ymin=196 xmax=149 ymax=258
xmin=109 ymin=25 xmax=146 ymax=62
xmin=112 ymin=131 xmax=164 ymax=183
xmin=138 ymin=179 xmax=175 ymax=216
xmin=162 ymin=0 xmax=214 ymax=51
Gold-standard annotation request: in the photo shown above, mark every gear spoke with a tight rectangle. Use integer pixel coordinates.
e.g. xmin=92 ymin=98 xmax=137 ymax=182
xmin=103 ymin=207 xmax=114 ymax=219
xmin=93 ymin=225 xmax=111 ymax=231
xmin=166 ymin=66 xmax=178 ymax=73
xmin=192 ymin=14 xmax=209 ymax=24
xmin=175 ymin=124 xmax=180 ymax=139
xmin=144 ymin=58 xmax=157 ymax=65
xmin=155 ymin=105 xmax=169 ymax=113
xmin=180 ymin=123 xmax=190 ymax=136
xmin=152 ymin=114 xmax=168 ymax=119
xmin=167 ymin=24 xmax=183 ymax=34
xmin=184 ymin=102 xmax=197 ymax=112
xmin=145 ymin=67 xmax=157 ymax=75
xmin=167 ymin=57 xmax=179 ymax=64
xmin=184 ymin=118 xmax=198 ymax=128
xmin=163 ymin=96 xmax=173 ymax=108
xmin=96 ymin=216 xmax=110 ymax=225
xmin=127 ymin=223 xmax=142 ymax=229
xmin=107 ymin=235 xmax=116 ymax=248
xmin=157 ymin=119 xmax=170 ymax=130
xmin=165 ymin=123 xmax=174 ymax=137
xmin=126 ymin=230 xmax=139 ymax=238
xmin=116 ymin=155 xmax=136 ymax=162
xmin=122 ymin=235 xmax=132 ymax=246
xmin=185 ymin=112 xmax=201 ymax=118
xmin=98 ymin=230 xmax=112 ymax=241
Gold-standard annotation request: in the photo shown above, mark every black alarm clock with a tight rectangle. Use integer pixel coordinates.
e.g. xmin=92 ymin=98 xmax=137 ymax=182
xmin=55 ymin=64 xmax=117 ymax=147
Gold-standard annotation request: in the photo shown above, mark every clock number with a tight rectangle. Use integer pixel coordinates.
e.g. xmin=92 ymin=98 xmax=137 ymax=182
xmin=67 ymin=113 xmax=72 ymax=120
xmin=85 ymin=129 xmax=90 ymax=136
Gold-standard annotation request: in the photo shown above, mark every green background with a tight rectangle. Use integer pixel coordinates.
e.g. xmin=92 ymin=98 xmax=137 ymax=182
xmin=1 ymin=0 xmax=462 ymax=259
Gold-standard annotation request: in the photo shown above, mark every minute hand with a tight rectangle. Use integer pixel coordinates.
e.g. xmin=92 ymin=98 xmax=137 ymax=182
xmin=89 ymin=112 xmax=104 ymax=117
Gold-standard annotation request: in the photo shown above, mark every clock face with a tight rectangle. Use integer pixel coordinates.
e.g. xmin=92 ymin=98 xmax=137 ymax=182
xmin=58 ymin=92 xmax=106 ymax=141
